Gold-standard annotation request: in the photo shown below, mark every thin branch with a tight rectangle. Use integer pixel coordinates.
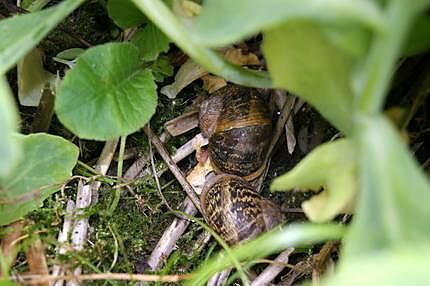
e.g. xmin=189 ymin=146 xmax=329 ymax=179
xmin=251 ymin=248 xmax=294 ymax=286
xmin=148 ymin=125 xmax=174 ymax=211
xmin=144 ymin=125 xmax=202 ymax=212
xmin=15 ymin=273 xmax=192 ymax=284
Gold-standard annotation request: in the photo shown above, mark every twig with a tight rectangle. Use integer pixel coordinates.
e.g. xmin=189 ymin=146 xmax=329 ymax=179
xmin=146 ymin=134 xmax=209 ymax=270
xmin=25 ymin=238 xmax=50 ymax=286
xmin=207 ymin=269 xmax=232 ymax=286
xmin=52 ymin=200 xmax=75 ymax=286
xmin=147 ymin=197 xmax=198 ymax=270
xmin=15 ymin=273 xmax=192 ymax=284
xmin=251 ymin=248 xmax=294 ymax=286
xmin=91 ymin=139 xmax=119 ymax=203
xmin=53 ymin=140 xmax=118 ymax=286
xmin=143 ymin=125 xmax=202 ymax=212
xmin=123 ymin=132 xmax=169 ymax=180
xmin=164 ymin=110 xmax=199 ymax=136
xmin=0 ymin=220 xmax=24 ymax=277
xmin=147 ymin=125 xmax=174 ymax=211
xmin=66 ymin=181 xmax=92 ymax=286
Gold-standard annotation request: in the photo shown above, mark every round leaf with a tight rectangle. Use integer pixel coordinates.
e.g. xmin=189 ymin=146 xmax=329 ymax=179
xmin=0 ymin=133 xmax=79 ymax=226
xmin=55 ymin=42 xmax=158 ymax=140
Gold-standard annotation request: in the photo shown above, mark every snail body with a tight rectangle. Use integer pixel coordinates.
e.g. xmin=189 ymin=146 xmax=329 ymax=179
xmin=199 ymin=85 xmax=272 ymax=180
xmin=200 ymin=175 xmax=284 ymax=245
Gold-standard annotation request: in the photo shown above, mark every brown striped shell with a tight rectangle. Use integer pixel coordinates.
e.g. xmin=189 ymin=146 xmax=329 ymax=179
xmin=199 ymin=85 xmax=272 ymax=180
xmin=200 ymin=175 xmax=285 ymax=245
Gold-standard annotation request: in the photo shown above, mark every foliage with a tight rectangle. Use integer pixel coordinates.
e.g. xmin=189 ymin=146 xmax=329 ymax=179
xmin=55 ymin=42 xmax=157 ymax=140
xmin=0 ymin=133 xmax=78 ymax=225
xmin=107 ymin=0 xmax=147 ymax=29
xmin=0 ymin=0 xmax=85 ymax=74
xmin=130 ymin=22 xmax=171 ymax=61
xmin=0 ymin=0 xmax=430 ymax=284
xmin=271 ymin=140 xmax=356 ymax=223
xmin=129 ymin=0 xmax=430 ymax=284
xmin=0 ymin=77 xmax=20 ymax=179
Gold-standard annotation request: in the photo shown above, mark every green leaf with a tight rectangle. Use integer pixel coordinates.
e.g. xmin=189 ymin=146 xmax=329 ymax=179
xmin=131 ymin=22 xmax=171 ymax=61
xmin=342 ymin=116 xmax=430 ymax=257
xmin=262 ymin=21 xmax=354 ymax=134
xmin=55 ymin=43 xmax=158 ymax=140
xmin=0 ymin=77 xmax=21 ymax=180
xmin=149 ymin=56 xmax=173 ymax=82
xmin=271 ymin=140 xmax=356 ymax=222
xmin=130 ymin=0 xmax=272 ymax=88
xmin=403 ymin=13 xmax=430 ymax=56
xmin=0 ymin=133 xmax=79 ymax=226
xmin=321 ymin=24 xmax=370 ymax=59
xmin=322 ymin=244 xmax=430 ymax=286
xmin=56 ymin=48 xmax=85 ymax=60
xmin=0 ymin=280 xmax=21 ymax=286
xmin=21 ymin=0 xmax=51 ymax=12
xmin=107 ymin=0 xmax=147 ymax=29
xmin=191 ymin=0 xmax=384 ymax=47
xmin=186 ymin=223 xmax=344 ymax=286
xmin=0 ymin=0 xmax=85 ymax=74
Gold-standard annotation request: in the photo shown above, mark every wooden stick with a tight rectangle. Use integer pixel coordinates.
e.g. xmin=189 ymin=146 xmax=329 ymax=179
xmin=251 ymin=248 xmax=294 ymax=286
xmin=0 ymin=220 xmax=24 ymax=277
xmin=207 ymin=269 xmax=232 ymax=286
xmin=147 ymin=140 xmax=210 ymax=271
xmin=66 ymin=182 xmax=92 ymax=286
xmin=52 ymin=200 xmax=75 ymax=286
xmin=164 ymin=110 xmax=199 ymax=136
xmin=90 ymin=139 xmax=119 ymax=203
xmin=52 ymin=140 xmax=118 ymax=286
xmin=25 ymin=238 xmax=50 ymax=286
xmin=15 ymin=273 xmax=192 ymax=284
xmin=147 ymin=197 xmax=198 ymax=270
xmin=124 ymin=132 xmax=169 ymax=180
xmin=144 ymin=125 xmax=202 ymax=212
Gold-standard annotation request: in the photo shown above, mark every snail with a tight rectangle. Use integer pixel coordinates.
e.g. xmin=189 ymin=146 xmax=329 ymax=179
xmin=200 ymin=174 xmax=285 ymax=245
xmin=199 ymin=85 xmax=272 ymax=181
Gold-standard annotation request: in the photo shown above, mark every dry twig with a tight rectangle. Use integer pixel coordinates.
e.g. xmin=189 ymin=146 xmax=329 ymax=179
xmin=144 ymin=125 xmax=202 ymax=212
xmin=0 ymin=220 xmax=24 ymax=277
xmin=25 ymin=238 xmax=50 ymax=286
xmin=251 ymin=248 xmax=294 ymax=286
xmin=53 ymin=140 xmax=119 ymax=286
xmin=16 ymin=273 xmax=191 ymax=284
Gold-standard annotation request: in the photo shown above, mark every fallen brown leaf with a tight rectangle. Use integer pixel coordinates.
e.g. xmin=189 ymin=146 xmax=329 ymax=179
xmin=201 ymin=75 xmax=227 ymax=93
xmin=223 ymin=48 xmax=260 ymax=66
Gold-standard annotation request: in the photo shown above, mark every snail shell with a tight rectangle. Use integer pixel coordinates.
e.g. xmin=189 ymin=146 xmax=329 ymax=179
xmin=200 ymin=175 xmax=285 ymax=245
xmin=199 ymin=85 xmax=272 ymax=180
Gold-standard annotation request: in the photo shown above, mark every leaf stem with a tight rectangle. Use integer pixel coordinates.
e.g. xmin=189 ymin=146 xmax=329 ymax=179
xmin=130 ymin=0 xmax=272 ymax=88
xmin=107 ymin=136 xmax=126 ymax=216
